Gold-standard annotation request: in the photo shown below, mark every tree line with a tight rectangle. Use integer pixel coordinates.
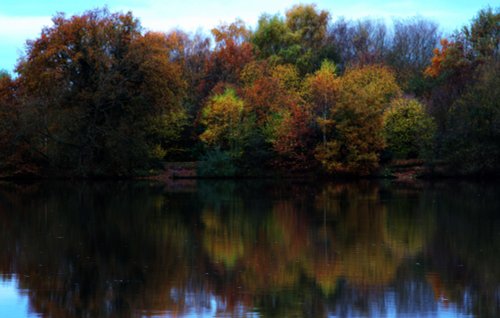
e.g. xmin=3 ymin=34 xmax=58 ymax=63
xmin=0 ymin=5 xmax=498 ymax=177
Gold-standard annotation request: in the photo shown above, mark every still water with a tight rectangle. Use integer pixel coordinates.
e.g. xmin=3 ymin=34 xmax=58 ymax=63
xmin=0 ymin=180 xmax=499 ymax=317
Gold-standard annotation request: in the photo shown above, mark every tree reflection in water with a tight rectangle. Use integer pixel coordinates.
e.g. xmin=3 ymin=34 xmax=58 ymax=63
xmin=0 ymin=180 xmax=499 ymax=317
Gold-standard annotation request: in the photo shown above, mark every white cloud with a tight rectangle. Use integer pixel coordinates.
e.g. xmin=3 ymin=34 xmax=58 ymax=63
xmin=0 ymin=15 xmax=53 ymax=70
xmin=113 ymin=0 xmax=297 ymax=33
xmin=0 ymin=15 xmax=52 ymax=42
xmin=129 ymin=9 xmax=226 ymax=33
xmin=329 ymin=0 xmax=465 ymax=31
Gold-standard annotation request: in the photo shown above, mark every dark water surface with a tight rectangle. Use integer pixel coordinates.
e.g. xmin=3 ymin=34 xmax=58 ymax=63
xmin=0 ymin=180 xmax=499 ymax=317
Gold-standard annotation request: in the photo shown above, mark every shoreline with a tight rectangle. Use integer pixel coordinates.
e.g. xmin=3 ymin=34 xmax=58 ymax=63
xmin=2 ymin=160 xmax=499 ymax=182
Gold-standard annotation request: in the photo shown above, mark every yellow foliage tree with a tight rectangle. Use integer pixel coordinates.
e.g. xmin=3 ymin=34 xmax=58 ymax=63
xmin=316 ymin=65 xmax=401 ymax=175
xmin=304 ymin=60 xmax=339 ymax=146
xmin=199 ymin=88 xmax=251 ymax=157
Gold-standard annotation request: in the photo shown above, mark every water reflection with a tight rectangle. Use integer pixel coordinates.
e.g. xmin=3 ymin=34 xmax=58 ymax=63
xmin=0 ymin=180 xmax=499 ymax=317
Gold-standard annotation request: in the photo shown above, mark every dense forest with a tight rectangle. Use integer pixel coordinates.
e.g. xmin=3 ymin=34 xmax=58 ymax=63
xmin=0 ymin=4 xmax=498 ymax=177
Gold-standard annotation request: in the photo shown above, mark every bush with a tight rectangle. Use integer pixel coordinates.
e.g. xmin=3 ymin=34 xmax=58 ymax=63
xmin=197 ymin=149 xmax=237 ymax=177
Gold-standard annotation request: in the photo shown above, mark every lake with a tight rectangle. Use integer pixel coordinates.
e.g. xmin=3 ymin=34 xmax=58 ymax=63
xmin=0 ymin=180 xmax=499 ymax=317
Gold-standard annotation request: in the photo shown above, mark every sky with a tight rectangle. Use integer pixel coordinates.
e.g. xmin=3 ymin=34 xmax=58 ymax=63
xmin=0 ymin=0 xmax=496 ymax=73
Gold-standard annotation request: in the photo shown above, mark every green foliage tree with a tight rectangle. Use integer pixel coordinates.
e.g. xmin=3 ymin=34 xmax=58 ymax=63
xmin=383 ymin=98 xmax=436 ymax=160
xmin=252 ymin=14 xmax=290 ymax=59
xmin=424 ymin=7 xmax=499 ymax=171
xmin=443 ymin=60 xmax=500 ymax=175
xmin=252 ymin=4 xmax=333 ymax=74
xmin=462 ymin=7 xmax=500 ymax=60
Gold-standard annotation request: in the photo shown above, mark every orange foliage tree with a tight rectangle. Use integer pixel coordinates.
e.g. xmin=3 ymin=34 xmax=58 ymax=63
xmin=15 ymin=9 xmax=187 ymax=176
xmin=241 ymin=62 xmax=316 ymax=171
xmin=202 ymin=20 xmax=254 ymax=95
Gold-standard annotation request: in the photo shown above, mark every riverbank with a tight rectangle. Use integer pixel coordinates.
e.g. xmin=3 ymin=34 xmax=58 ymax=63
xmin=2 ymin=159 xmax=498 ymax=182
xmin=147 ymin=160 xmax=449 ymax=182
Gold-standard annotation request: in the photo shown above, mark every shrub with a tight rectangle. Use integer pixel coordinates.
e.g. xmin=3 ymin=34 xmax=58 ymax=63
xmin=198 ymin=149 xmax=237 ymax=177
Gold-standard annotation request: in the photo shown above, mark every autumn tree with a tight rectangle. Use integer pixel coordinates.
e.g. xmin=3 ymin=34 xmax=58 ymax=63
xmin=200 ymin=88 xmax=250 ymax=153
xmin=198 ymin=88 xmax=256 ymax=175
xmin=271 ymin=102 xmax=316 ymax=171
xmin=240 ymin=61 xmax=288 ymax=123
xmin=304 ymin=60 xmax=339 ymax=146
xmin=240 ymin=62 xmax=301 ymax=128
xmin=161 ymin=30 xmax=212 ymax=159
xmin=124 ymin=31 xmax=188 ymax=160
xmin=316 ymin=65 xmax=401 ymax=175
xmin=202 ymin=20 xmax=254 ymax=96
xmin=423 ymin=38 xmax=473 ymax=132
xmin=238 ymin=61 xmax=292 ymax=169
xmin=16 ymin=9 xmax=187 ymax=176
xmin=424 ymin=39 xmax=471 ymax=79
xmin=241 ymin=62 xmax=315 ymax=171
xmin=164 ymin=30 xmax=211 ymax=113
